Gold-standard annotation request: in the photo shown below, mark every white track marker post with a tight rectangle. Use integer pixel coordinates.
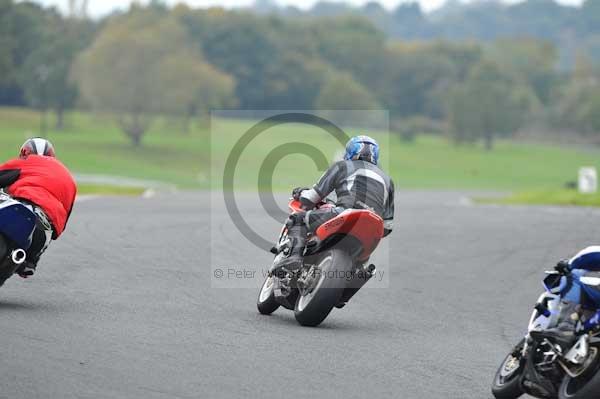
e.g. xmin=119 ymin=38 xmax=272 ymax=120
xmin=578 ymin=167 xmax=598 ymax=194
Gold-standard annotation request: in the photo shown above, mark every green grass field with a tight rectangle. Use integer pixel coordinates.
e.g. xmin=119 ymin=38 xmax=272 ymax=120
xmin=0 ymin=107 xmax=209 ymax=188
xmin=77 ymin=183 xmax=146 ymax=196
xmin=2 ymin=107 xmax=600 ymax=195
xmin=210 ymin=117 xmax=600 ymax=192
xmin=477 ymin=190 xmax=600 ymax=207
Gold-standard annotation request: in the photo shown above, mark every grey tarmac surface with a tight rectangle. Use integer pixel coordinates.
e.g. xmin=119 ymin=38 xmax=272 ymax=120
xmin=1 ymin=191 xmax=600 ymax=399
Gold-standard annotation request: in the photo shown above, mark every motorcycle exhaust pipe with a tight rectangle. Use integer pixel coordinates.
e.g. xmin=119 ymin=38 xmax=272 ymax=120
xmin=11 ymin=249 xmax=26 ymax=265
xmin=337 ymin=264 xmax=377 ymax=307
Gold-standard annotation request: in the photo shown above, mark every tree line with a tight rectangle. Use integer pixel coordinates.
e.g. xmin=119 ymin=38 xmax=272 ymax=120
xmin=256 ymin=0 xmax=600 ymax=69
xmin=1 ymin=0 xmax=600 ymax=149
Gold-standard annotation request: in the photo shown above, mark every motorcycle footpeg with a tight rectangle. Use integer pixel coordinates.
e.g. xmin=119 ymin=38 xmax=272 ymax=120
xmin=305 ymin=239 xmax=318 ymax=249
xmin=366 ymin=263 xmax=376 ymax=275
xmin=337 ymin=264 xmax=377 ymax=306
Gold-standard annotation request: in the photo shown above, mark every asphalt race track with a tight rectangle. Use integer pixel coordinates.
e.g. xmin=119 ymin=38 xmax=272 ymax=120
xmin=2 ymin=191 xmax=600 ymax=399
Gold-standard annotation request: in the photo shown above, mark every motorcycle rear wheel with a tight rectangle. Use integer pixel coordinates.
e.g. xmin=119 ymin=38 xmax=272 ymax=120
xmin=0 ymin=236 xmax=14 ymax=287
xmin=492 ymin=339 xmax=526 ymax=399
xmin=559 ymin=345 xmax=600 ymax=399
xmin=294 ymin=248 xmax=351 ymax=327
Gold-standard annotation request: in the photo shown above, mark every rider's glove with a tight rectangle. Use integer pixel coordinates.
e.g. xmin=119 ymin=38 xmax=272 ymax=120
xmin=555 ymin=259 xmax=571 ymax=275
xmin=292 ymin=187 xmax=309 ymax=201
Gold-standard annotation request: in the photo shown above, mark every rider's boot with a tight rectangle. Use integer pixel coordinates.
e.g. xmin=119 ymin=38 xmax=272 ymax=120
xmin=15 ymin=261 xmax=36 ymax=278
xmin=15 ymin=238 xmax=42 ymax=279
xmin=15 ymin=221 xmax=50 ymax=279
xmin=272 ymin=223 xmax=307 ymax=272
xmin=16 ymin=246 xmax=39 ymax=278
xmin=536 ymin=300 xmax=579 ymax=349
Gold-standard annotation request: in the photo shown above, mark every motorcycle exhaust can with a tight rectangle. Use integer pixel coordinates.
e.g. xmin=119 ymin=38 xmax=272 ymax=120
xmin=337 ymin=264 xmax=376 ymax=307
xmin=11 ymin=249 xmax=26 ymax=265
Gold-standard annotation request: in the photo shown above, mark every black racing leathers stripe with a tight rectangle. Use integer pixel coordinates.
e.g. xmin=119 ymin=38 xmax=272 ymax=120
xmin=311 ymin=160 xmax=394 ymax=226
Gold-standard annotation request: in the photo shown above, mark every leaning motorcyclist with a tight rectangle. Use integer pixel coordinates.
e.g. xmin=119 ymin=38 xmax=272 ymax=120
xmin=273 ymin=135 xmax=394 ymax=271
xmin=0 ymin=138 xmax=77 ymax=278
xmin=541 ymin=246 xmax=600 ymax=346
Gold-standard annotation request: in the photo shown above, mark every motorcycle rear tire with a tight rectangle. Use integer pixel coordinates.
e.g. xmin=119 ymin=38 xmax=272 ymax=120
xmin=0 ymin=236 xmax=14 ymax=287
xmin=558 ymin=345 xmax=600 ymax=399
xmin=294 ymin=248 xmax=351 ymax=327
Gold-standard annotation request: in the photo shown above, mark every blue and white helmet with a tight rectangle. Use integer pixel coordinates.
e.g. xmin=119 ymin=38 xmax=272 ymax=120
xmin=344 ymin=135 xmax=379 ymax=165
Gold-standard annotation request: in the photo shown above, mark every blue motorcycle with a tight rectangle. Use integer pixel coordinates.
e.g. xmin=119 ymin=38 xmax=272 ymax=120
xmin=0 ymin=192 xmax=37 ymax=287
xmin=492 ymin=246 xmax=600 ymax=399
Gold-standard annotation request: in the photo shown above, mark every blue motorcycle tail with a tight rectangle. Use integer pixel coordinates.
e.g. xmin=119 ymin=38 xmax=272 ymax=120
xmin=0 ymin=200 xmax=36 ymax=250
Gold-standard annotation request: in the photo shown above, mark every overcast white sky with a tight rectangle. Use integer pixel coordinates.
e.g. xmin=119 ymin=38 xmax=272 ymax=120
xmin=33 ymin=0 xmax=585 ymax=16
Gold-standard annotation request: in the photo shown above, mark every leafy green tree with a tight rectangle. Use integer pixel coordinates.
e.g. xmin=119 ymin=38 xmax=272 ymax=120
xmin=0 ymin=0 xmax=16 ymax=89
xmin=445 ymin=60 xmax=536 ymax=150
xmin=575 ymin=90 xmax=600 ymax=135
xmin=391 ymin=115 xmax=443 ymax=143
xmin=578 ymin=0 xmax=600 ymax=37
xmin=73 ymin=11 xmax=234 ymax=146
xmin=315 ymin=72 xmax=380 ymax=110
xmin=261 ymin=53 xmax=330 ymax=108
xmin=0 ymin=1 xmax=48 ymax=105
xmin=557 ymin=57 xmax=600 ymax=137
xmin=390 ymin=3 xmax=428 ymax=38
xmin=179 ymin=9 xmax=280 ymax=108
xmin=486 ymin=38 xmax=558 ymax=105
xmin=21 ymin=17 xmax=95 ymax=129
xmin=314 ymin=71 xmax=380 ymax=128
xmin=158 ymin=50 xmax=236 ymax=131
xmin=308 ymin=16 xmax=386 ymax=89
xmin=581 ymin=34 xmax=600 ymax=65
xmin=380 ymin=41 xmax=482 ymax=119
